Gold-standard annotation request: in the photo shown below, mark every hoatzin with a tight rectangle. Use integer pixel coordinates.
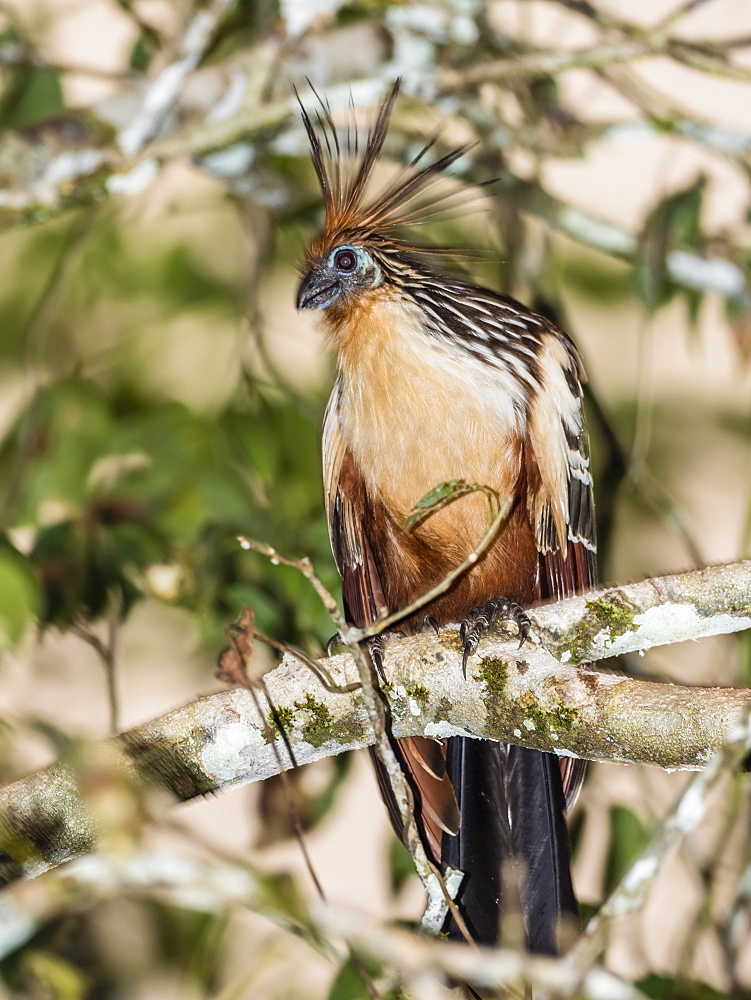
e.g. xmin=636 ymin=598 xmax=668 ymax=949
xmin=296 ymin=81 xmax=595 ymax=954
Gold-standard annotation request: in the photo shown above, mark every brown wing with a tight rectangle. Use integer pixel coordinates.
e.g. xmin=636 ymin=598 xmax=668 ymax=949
xmin=323 ymin=382 xmax=460 ymax=859
xmin=527 ymin=333 xmax=596 ymax=807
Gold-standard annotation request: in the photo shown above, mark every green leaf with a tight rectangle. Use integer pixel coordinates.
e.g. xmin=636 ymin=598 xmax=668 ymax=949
xmin=636 ymin=973 xmax=728 ymax=1000
xmin=129 ymin=30 xmax=160 ymax=72
xmin=388 ymin=837 xmax=416 ymax=895
xmin=20 ymin=951 xmax=86 ymax=1000
xmin=402 ymin=480 xmax=495 ymax=533
xmin=0 ymin=544 xmax=40 ymax=646
xmin=634 ymin=177 xmax=705 ymax=313
xmin=0 ymin=66 xmax=64 ymax=132
xmin=327 ymin=955 xmax=382 ymax=1000
xmin=603 ymin=805 xmax=652 ymax=894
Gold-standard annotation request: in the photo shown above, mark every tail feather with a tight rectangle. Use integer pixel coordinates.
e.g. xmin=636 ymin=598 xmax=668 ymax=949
xmin=442 ymin=737 xmax=577 ymax=952
xmin=505 ymin=744 xmax=578 ymax=954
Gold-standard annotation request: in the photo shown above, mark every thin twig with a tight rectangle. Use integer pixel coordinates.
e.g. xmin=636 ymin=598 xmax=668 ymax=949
xmin=314 ymin=902 xmax=649 ymax=1000
xmin=652 ymin=0 xmax=717 ymax=38
xmin=223 ymin=623 xmax=326 ymax=902
xmin=254 ymin=631 xmax=361 ymax=694
xmin=71 ymin=589 xmax=122 ymax=736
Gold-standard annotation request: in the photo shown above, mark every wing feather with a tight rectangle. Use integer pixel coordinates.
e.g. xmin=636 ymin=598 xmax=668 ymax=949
xmin=527 ymin=333 xmax=596 ymax=808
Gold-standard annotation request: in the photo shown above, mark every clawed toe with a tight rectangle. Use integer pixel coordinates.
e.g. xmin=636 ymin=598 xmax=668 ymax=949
xmin=460 ymin=598 xmax=531 ymax=677
xmin=326 ymin=631 xmax=389 ymax=682
xmin=325 ymin=632 xmax=344 ymax=656
xmin=329 ymin=628 xmax=411 ymax=684
xmin=367 ymin=633 xmax=388 ymax=683
xmin=422 ymin=614 xmax=440 ymax=636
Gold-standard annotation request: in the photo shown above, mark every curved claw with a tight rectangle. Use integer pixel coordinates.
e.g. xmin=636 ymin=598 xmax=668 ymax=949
xmin=325 ymin=632 xmax=343 ymax=657
xmin=423 ymin=614 xmax=440 ymax=636
xmin=368 ymin=633 xmax=388 ymax=683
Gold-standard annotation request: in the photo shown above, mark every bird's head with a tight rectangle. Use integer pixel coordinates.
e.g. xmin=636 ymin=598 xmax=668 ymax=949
xmin=295 ymin=80 xmax=474 ymax=316
xmin=297 ymin=238 xmax=384 ymax=311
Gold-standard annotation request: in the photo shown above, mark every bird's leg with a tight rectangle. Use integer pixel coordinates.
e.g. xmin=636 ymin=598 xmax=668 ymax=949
xmin=460 ymin=598 xmax=531 ymax=677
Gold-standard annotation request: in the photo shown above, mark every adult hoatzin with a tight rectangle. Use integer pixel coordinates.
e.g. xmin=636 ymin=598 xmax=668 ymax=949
xmin=296 ymin=82 xmax=595 ymax=954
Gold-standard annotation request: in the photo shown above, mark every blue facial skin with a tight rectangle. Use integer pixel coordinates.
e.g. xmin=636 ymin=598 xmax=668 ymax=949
xmin=297 ymin=245 xmax=380 ymax=310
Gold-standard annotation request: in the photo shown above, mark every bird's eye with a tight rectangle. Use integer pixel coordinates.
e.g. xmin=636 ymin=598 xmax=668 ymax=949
xmin=334 ymin=248 xmax=358 ymax=272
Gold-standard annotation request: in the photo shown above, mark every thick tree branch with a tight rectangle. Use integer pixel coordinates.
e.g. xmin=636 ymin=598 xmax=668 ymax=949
xmin=0 ymin=561 xmax=749 ymax=887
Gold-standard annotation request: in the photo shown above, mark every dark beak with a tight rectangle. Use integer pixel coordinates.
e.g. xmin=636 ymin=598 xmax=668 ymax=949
xmin=296 ymin=271 xmax=340 ymax=310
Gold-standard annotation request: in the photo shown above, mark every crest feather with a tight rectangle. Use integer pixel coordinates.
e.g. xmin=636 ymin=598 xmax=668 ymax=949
xmin=296 ymin=80 xmax=476 ymax=247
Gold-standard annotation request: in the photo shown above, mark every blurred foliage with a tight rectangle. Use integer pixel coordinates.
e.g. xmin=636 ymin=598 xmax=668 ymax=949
xmin=0 ymin=0 xmax=749 ymax=997
xmin=635 ymin=177 xmax=706 ymax=318
xmin=326 ymin=956 xmax=399 ymax=1000
xmin=602 ymin=806 xmax=652 ymax=895
xmin=387 ymin=837 xmax=417 ymax=897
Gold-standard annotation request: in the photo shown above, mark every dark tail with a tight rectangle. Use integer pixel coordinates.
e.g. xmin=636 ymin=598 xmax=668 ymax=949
xmin=442 ymin=737 xmax=578 ymax=953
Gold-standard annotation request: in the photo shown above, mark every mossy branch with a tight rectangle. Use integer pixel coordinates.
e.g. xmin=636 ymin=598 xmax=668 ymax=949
xmin=0 ymin=560 xmax=750 ymax=888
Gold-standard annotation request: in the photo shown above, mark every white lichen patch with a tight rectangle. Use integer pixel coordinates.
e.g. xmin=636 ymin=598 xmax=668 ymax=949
xmin=602 ymin=604 xmax=751 ymax=657
xmin=408 ymin=697 xmax=421 ymax=717
xmin=424 ymin=721 xmax=474 ymax=739
xmin=523 ymin=718 xmax=536 ymax=731
xmin=622 ymin=854 xmax=659 ymax=893
xmin=583 ymin=968 xmax=642 ymax=1000
xmin=421 ymin=871 xmax=448 ymax=933
xmin=554 ymin=748 xmax=580 ymax=758
xmin=421 ymin=866 xmax=463 ymax=934
xmin=106 ymin=158 xmax=160 ymax=196
xmin=513 ymin=728 xmax=522 ymax=738
xmin=201 ymin=721 xmax=267 ymax=782
xmin=674 ymin=782 xmax=706 ymax=832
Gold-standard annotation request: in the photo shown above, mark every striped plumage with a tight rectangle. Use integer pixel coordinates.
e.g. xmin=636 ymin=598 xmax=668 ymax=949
xmin=297 ymin=81 xmax=595 ymax=954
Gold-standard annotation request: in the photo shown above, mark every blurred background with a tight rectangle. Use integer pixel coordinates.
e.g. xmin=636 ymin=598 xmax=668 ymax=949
xmin=0 ymin=0 xmax=750 ymax=997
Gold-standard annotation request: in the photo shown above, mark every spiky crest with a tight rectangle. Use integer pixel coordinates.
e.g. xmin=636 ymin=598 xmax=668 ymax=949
xmin=296 ymin=80 xmax=477 ymax=266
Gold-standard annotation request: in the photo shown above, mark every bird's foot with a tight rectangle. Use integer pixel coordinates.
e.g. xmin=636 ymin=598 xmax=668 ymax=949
xmin=325 ymin=630 xmax=398 ymax=684
xmin=459 ymin=598 xmax=531 ymax=677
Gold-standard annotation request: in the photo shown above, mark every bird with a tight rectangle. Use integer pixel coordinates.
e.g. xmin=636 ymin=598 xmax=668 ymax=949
xmin=295 ymin=80 xmax=596 ymax=954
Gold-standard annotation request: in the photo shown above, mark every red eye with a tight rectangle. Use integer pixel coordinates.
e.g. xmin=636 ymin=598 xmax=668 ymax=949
xmin=334 ymin=248 xmax=357 ymax=272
